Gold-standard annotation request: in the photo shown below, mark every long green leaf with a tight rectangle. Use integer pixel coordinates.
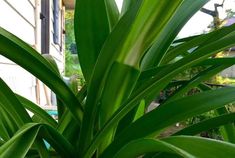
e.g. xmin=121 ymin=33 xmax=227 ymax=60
xmin=141 ymin=0 xmax=208 ymax=69
xmin=40 ymin=124 xmax=76 ymax=157
xmin=105 ymin=0 xmax=120 ymax=30
xmin=56 ymin=85 xmax=87 ymax=146
xmin=0 ymin=123 xmax=76 ymax=157
xmin=0 ymin=79 xmax=51 ymax=156
xmin=98 ymin=62 xmax=140 ymax=152
xmin=77 ymin=2 xmax=143 ymax=154
xmin=0 ymin=106 xmax=11 ymax=140
xmin=140 ymin=57 xmax=235 ymax=85
xmin=0 ymin=78 xmax=31 ymax=126
xmin=112 ymin=138 xmax=191 ymax=158
xmin=162 ymin=24 xmax=235 ymax=65
xmin=16 ymin=94 xmax=57 ymax=128
xmin=43 ymin=54 xmax=60 ymax=76
xmin=0 ymin=104 xmax=18 ymax=138
xmin=116 ymin=0 xmax=183 ymax=66
xmin=112 ymin=136 xmax=235 ymax=158
xmin=74 ymin=0 xmax=110 ymax=81
xmin=43 ymin=54 xmax=65 ymax=121
xmin=163 ymin=136 xmax=235 ymax=158
xmin=173 ymin=34 xmax=200 ymax=43
xmin=58 ymin=110 xmax=80 ymax=146
xmin=0 ymin=123 xmax=40 ymax=158
xmin=101 ymin=88 xmax=235 ymax=157
xmin=115 ymin=100 xmax=145 ymax=137
xmin=0 ymin=27 xmax=83 ymax=124
xmin=133 ymin=28 xmax=235 ymax=105
xmin=175 ymin=113 xmax=235 ymax=136
xmin=198 ymin=85 xmax=235 ymax=143
xmin=216 ymin=108 xmax=235 ymax=143
xmin=121 ymin=0 xmax=136 ymax=15
xmin=166 ymin=65 xmax=232 ymax=102
xmin=197 ymin=58 xmax=235 ymax=66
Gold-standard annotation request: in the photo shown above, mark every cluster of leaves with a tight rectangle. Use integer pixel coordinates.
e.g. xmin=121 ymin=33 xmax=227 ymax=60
xmin=1 ymin=0 xmax=235 ymax=157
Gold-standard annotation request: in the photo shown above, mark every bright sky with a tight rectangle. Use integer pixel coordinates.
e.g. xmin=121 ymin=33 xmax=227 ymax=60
xmin=115 ymin=0 xmax=235 ymax=37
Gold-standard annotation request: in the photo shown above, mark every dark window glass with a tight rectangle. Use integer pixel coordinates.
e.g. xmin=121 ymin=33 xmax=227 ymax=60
xmin=53 ymin=0 xmax=60 ymax=45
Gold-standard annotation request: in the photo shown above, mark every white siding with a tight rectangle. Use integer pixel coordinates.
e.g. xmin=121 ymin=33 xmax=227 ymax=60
xmin=0 ymin=64 xmax=36 ymax=102
xmin=0 ymin=0 xmax=37 ymax=102
xmin=0 ymin=0 xmax=65 ymax=106
xmin=6 ymin=0 xmax=35 ymax=26
xmin=0 ymin=0 xmax=35 ymax=46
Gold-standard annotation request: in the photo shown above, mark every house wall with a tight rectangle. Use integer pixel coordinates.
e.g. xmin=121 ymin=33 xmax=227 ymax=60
xmin=0 ymin=0 xmax=37 ymax=103
xmin=0 ymin=0 xmax=65 ymax=106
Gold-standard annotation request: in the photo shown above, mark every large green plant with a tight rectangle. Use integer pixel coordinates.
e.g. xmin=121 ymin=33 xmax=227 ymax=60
xmin=1 ymin=0 xmax=235 ymax=157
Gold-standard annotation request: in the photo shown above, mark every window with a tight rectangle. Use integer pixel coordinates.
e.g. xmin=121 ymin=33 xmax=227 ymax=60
xmin=53 ymin=0 xmax=60 ymax=45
